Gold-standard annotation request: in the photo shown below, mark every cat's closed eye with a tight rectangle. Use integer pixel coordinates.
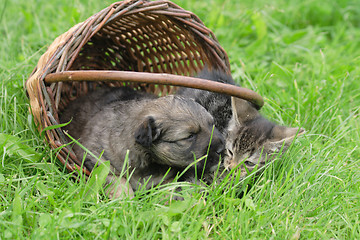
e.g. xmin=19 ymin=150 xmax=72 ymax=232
xmin=244 ymin=161 xmax=256 ymax=167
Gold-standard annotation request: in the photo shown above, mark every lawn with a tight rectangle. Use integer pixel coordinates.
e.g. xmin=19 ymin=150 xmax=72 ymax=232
xmin=1 ymin=0 xmax=359 ymax=238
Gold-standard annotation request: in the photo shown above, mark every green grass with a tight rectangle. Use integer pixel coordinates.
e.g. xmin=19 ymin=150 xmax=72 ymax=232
xmin=1 ymin=0 xmax=360 ymax=238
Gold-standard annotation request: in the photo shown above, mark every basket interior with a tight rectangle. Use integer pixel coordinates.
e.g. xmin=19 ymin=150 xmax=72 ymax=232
xmin=45 ymin=1 xmax=230 ymax=110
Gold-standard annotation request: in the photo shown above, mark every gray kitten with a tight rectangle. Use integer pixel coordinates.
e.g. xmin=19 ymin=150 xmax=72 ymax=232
xmin=177 ymin=68 xmax=304 ymax=181
xmin=60 ymin=88 xmax=225 ymax=198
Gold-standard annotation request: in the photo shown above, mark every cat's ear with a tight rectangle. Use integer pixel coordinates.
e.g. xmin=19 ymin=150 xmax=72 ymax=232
xmin=231 ymin=97 xmax=260 ymax=125
xmin=266 ymin=126 xmax=305 ymax=152
xmin=134 ymin=116 xmax=161 ymax=147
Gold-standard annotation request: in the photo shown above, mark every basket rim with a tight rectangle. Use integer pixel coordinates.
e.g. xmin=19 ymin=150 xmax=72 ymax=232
xmin=45 ymin=70 xmax=264 ymax=109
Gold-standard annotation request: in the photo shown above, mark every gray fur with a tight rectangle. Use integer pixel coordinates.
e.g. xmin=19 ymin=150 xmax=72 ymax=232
xmin=177 ymin=69 xmax=235 ymax=133
xmin=60 ymin=88 xmax=224 ymax=197
xmin=60 ymin=86 xmax=156 ymax=139
xmin=224 ymin=97 xmax=304 ymax=178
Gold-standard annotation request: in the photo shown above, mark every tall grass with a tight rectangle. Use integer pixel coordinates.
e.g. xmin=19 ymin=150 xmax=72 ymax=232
xmin=1 ymin=0 xmax=359 ymax=238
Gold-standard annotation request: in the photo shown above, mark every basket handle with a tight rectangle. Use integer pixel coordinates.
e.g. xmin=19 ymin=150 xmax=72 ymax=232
xmin=45 ymin=70 xmax=264 ymax=109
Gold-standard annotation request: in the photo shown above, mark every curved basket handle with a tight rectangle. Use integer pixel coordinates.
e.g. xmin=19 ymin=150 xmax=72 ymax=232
xmin=45 ymin=70 xmax=264 ymax=109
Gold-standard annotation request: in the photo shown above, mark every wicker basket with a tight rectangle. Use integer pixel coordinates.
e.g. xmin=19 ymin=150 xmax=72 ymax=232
xmin=26 ymin=0 xmax=263 ymax=176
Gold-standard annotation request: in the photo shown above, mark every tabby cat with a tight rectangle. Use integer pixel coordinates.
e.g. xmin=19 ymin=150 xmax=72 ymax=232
xmin=177 ymin=68 xmax=304 ymax=181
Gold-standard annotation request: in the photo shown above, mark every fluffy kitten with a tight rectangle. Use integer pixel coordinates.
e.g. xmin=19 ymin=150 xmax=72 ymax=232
xmin=177 ymin=68 xmax=304 ymax=181
xmin=224 ymin=97 xmax=304 ymax=178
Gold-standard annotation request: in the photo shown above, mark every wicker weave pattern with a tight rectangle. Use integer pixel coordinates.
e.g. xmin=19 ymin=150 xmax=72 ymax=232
xmin=26 ymin=0 xmax=231 ymax=174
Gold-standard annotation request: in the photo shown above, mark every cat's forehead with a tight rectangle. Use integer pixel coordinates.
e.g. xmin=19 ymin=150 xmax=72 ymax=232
xmin=231 ymin=119 xmax=275 ymax=151
xmin=240 ymin=117 xmax=275 ymax=139
xmin=232 ymin=128 xmax=259 ymax=150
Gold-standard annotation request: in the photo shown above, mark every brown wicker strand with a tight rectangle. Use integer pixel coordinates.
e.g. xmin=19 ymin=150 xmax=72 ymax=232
xmin=44 ymin=70 xmax=264 ymax=108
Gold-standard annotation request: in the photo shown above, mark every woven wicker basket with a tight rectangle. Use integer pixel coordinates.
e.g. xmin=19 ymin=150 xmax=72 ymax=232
xmin=26 ymin=0 xmax=263 ymax=176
